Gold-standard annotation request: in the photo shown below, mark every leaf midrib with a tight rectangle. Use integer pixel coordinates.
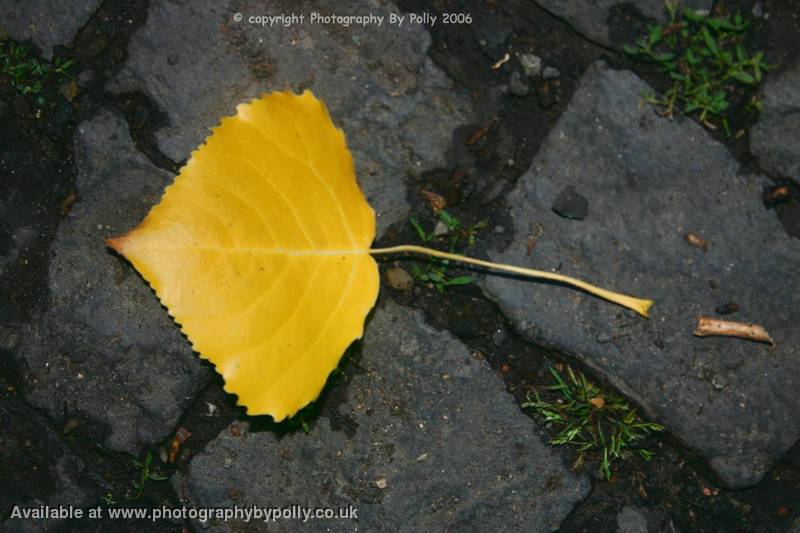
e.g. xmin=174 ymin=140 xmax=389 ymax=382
xmin=133 ymin=245 xmax=370 ymax=256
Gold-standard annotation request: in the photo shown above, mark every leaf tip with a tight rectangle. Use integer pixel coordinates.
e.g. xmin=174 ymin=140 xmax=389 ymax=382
xmin=105 ymin=235 xmax=128 ymax=254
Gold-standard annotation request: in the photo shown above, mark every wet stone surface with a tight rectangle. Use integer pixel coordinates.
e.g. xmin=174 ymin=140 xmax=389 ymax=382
xmin=106 ymin=0 xmax=472 ymax=238
xmin=482 ymin=60 xmax=800 ymax=489
xmin=173 ymin=300 xmax=590 ymax=531
xmin=13 ymin=111 xmax=211 ymax=456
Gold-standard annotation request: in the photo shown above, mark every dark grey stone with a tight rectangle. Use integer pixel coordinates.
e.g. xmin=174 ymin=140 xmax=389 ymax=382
xmin=0 ymin=0 xmax=102 ymax=59
xmin=542 ymin=66 xmax=561 ymax=80
xmin=482 ymin=61 xmax=800 ymax=488
xmin=751 ymin=62 xmax=800 ymax=179
xmin=14 ymin=111 xmax=210 ymax=455
xmin=616 ymin=506 xmax=650 ymax=533
xmin=552 ymin=185 xmax=589 ymax=220
xmin=107 ymin=0 xmax=472 ymax=237
xmin=532 ymin=0 xmax=710 ymax=48
xmin=173 ymin=300 xmax=589 ymax=531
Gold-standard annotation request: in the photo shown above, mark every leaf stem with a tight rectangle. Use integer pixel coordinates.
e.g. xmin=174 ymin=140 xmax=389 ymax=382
xmin=369 ymin=244 xmax=654 ymax=317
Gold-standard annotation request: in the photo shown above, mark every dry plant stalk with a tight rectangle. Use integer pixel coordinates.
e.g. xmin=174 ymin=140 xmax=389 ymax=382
xmin=693 ymin=316 xmax=775 ymax=346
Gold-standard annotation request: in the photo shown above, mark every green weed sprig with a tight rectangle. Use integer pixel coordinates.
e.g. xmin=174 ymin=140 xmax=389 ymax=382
xmin=625 ymin=1 xmax=768 ymax=132
xmin=523 ymin=365 xmax=663 ymax=480
xmin=129 ymin=451 xmax=168 ymax=501
xmin=409 ymin=210 xmax=486 ymax=292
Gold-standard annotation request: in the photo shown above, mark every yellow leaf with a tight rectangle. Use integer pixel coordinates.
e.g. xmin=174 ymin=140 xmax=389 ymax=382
xmin=107 ymin=91 xmax=379 ymax=420
xmin=108 ymin=90 xmax=654 ymax=421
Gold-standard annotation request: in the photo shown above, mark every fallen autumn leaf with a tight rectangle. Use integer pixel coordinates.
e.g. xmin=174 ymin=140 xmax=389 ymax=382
xmin=107 ymin=90 xmax=654 ymax=419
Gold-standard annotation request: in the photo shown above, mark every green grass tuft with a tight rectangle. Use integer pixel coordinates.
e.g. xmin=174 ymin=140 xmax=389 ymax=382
xmin=409 ymin=209 xmax=486 ymax=292
xmin=624 ymin=1 xmax=768 ymax=132
xmin=129 ymin=451 xmax=168 ymax=501
xmin=522 ymin=365 xmax=663 ymax=480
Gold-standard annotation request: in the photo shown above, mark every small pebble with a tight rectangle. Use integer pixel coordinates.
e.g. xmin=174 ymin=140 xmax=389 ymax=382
xmin=552 ymin=185 xmax=589 ymax=220
xmin=494 ymin=225 xmax=505 ymax=234
xmin=433 ymin=220 xmax=449 ymax=237
xmin=542 ymin=66 xmax=561 ymax=80
xmin=596 ymin=332 xmax=612 ymax=344
xmin=518 ymin=53 xmax=542 ymax=77
xmin=375 ymin=478 xmax=388 ymax=489
xmin=711 ymin=375 xmax=728 ymax=390
xmin=385 ymin=267 xmax=413 ymax=291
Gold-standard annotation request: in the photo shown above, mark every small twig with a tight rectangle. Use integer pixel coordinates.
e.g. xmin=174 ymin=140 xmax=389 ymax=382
xmin=491 ymin=53 xmax=510 ymax=70
xmin=693 ymin=316 xmax=775 ymax=345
